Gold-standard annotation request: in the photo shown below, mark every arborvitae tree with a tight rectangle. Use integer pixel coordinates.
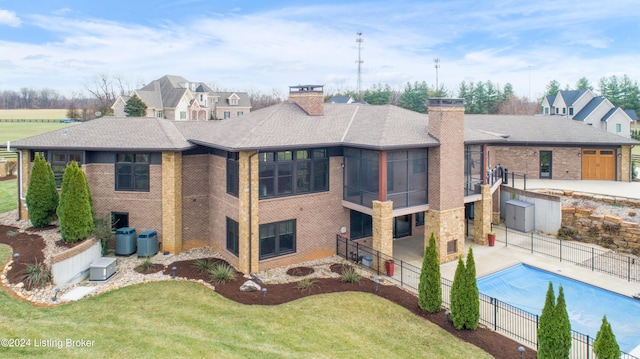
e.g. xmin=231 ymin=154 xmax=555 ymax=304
xmin=57 ymin=162 xmax=94 ymax=242
xmin=418 ymin=232 xmax=441 ymax=313
xmin=463 ymin=246 xmax=480 ymax=330
xmin=554 ymin=286 xmax=571 ymax=358
xmin=594 ymin=316 xmax=620 ymax=359
xmin=449 ymin=256 xmax=466 ymax=329
xmin=124 ymin=94 xmax=148 ymax=117
xmin=538 ymin=282 xmax=556 ymax=359
xmin=25 ymin=153 xmax=59 ymax=227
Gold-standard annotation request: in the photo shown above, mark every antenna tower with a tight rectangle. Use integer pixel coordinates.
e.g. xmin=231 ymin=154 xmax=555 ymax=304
xmin=434 ymin=58 xmax=440 ymax=94
xmin=356 ymin=32 xmax=364 ymax=100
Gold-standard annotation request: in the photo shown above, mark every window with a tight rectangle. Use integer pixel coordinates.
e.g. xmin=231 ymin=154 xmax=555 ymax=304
xmin=231 ymin=98 xmax=237 ymax=105
xmin=224 ymin=111 xmax=231 ymax=119
xmin=350 ymin=210 xmax=372 ymax=239
xmin=111 ymin=212 xmax=129 ymax=230
xmin=157 ymin=111 xmax=163 ymax=118
xmin=259 ymin=149 xmax=328 ymax=198
xmin=226 ymin=217 xmax=239 ymax=256
xmin=415 ymin=212 xmax=424 ymax=226
xmin=544 ymin=107 xmax=549 ymax=115
xmin=180 ymin=111 xmax=186 ymax=120
xmin=51 ymin=151 xmax=83 ymax=187
xmin=616 ymin=124 xmax=622 ymax=133
xmin=226 ymin=152 xmax=239 ymax=196
xmin=562 ymin=107 xmax=566 ymax=114
xmin=115 ymin=153 xmax=150 ymax=191
xmin=259 ymin=219 xmax=296 ymax=259
xmin=464 ymin=145 xmax=483 ymax=196
xmin=237 ymin=111 xmax=243 ymax=116
xmin=569 ymin=107 xmax=574 ymax=116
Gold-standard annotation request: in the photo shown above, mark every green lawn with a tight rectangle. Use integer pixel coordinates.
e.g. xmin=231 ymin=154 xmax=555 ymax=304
xmin=0 ymin=122 xmax=76 ymax=145
xmin=0 ymin=179 xmax=17 ymax=214
xmin=0 ymin=246 xmax=490 ymax=359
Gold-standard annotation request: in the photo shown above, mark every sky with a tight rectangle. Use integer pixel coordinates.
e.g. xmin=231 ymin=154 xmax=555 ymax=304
xmin=0 ymin=0 xmax=639 ymax=100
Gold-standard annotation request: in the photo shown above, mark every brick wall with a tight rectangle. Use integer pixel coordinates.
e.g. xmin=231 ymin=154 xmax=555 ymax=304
xmin=181 ymin=154 xmax=211 ymax=248
xmin=288 ymin=92 xmax=324 ymax=116
xmin=208 ymin=154 xmax=241 ymax=268
xmin=489 ymin=145 xmax=582 ymax=180
xmin=85 ymin=163 xmax=163 ymax=241
xmin=256 ymin=157 xmax=348 ymax=270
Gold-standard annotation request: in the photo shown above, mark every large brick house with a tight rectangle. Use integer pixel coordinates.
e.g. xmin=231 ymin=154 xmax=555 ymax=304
xmin=11 ymin=86 xmax=638 ymax=274
xmin=112 ymin=75 xmax=252 ymax=121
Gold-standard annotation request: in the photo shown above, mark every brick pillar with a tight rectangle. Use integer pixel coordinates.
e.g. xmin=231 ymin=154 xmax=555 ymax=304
xmin=372 ymin=200 xmax=393 ymax=270
xmin=238 ymin=151 xmax=259 ymax=274
xmin=19 ymin=149 xmax=30 ymax=220
xmin=161 ymin=152 xmax=183 ymax=253
xmin=473 ymin=184 xmax=492 ymax=245
xmin=425 ymin=99 xmax=466 ymax=262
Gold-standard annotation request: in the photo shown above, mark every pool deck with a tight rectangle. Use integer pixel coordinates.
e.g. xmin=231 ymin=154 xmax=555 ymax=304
xmin=394 ymin=228 xmax=640 ymax=299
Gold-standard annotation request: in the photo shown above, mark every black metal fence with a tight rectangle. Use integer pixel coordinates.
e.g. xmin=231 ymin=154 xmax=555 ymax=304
xmin=336 ymin=234 xmax=639 ymax=359
xmin=500 ymin=225 xmax=640 ymax=283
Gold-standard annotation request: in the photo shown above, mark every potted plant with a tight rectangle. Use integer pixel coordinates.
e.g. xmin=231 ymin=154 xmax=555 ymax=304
xmin=488 ymin=231 xmax=496 ymax=247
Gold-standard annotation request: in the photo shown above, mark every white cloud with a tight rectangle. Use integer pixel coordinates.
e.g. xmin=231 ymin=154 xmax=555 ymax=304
xmin=0 ymin=9 xmax=21 ymax=27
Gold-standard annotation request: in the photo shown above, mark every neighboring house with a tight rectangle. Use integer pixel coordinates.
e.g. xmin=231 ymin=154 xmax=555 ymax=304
xmin=541 ymin=89 xmax=633 ymax=137
xmin=12 ymin=86 xmax=638 ymax=276
xmin=112 ymin=75 xmax=251 ymax=121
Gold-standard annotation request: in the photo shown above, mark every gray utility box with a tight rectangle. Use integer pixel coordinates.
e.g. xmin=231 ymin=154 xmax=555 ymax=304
xmin=90 ymin=257 xmax=117 ymax=281
xmin=137 ymin=230 xmax=158 ymax=257
xmin=115 ymin=227 xmax=136 ymax=256
xmin=505 ymin=200 xmax=535 ymax=232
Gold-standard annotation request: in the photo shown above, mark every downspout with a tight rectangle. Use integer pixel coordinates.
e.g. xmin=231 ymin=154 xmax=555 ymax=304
xmin=7 ymin=142 xmax=23 ymax=220
xmin=248 ymin=150 xmax=259 ymax=274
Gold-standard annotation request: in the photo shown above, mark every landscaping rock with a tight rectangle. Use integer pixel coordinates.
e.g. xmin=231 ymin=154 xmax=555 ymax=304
xmin=240 ymin=280 xmax=261 ymax=292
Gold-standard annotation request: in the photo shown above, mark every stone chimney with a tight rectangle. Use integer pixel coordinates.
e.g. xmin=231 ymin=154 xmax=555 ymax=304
xmin=288 ymin=85 xmax=324 ymax=116
xmin=426 ymin=98 xmax=466 ymax=262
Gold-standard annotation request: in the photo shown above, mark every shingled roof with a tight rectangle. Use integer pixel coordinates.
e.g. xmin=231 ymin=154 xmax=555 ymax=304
xmin=10 ymin=104 xmax=639 ymax=152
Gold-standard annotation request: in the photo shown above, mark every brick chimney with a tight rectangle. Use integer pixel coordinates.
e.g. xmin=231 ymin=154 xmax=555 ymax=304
xmin=288 ymin=85 xmax=324 ymax=116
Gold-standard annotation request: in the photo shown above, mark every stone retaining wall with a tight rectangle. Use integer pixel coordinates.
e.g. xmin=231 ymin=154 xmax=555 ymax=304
xmin=531 ymin=188 xmax=640 ymax=255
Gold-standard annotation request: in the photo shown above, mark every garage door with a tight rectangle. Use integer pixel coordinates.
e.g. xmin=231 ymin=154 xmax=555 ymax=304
xmin=582 ymin=149 xmax=615 ymax=180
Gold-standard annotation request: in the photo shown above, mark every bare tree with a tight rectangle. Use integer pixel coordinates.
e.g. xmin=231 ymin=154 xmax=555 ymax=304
xmin=497 ymin=95 xmax=540 ymax=115
xmin=85 ymin=73 xmax=131 ymax=116
xmin=248 ymin=88 xmax=283 ymax=110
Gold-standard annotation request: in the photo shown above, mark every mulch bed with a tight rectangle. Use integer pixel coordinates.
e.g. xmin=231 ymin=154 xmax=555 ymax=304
xmin=0 ymin=224 xmax=46 ymax=291
xmin=133 ymin=263 xmax=165 ymax=274
xmin=0 ymin=228 xmax=537 ymax=358
xmin=285 ymin=266 xmax=315 ymax=276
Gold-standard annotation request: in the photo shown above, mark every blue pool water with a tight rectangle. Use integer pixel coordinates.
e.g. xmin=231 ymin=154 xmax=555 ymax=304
xmin=477 ymin=264 xmax=640 ymax=353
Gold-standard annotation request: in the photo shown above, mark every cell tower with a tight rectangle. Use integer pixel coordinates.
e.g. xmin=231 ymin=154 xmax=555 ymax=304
xmin=434 ymin=58 xmax=440 ymax=94
xmin=356 ymin=32 xmax=364 ymax=100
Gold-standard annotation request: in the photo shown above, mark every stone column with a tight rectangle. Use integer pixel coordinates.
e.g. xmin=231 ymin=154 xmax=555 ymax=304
xmin=621 ymin=145 xmax=631 ymax=182
xmin=161 ymin=152 xmax=183 ymax=253
xmin=238 ymin=151 xmax=259 ymax=274
xmin=372 ymin=200 xmax=393 ymax=270
xmin=19 ymin=149 xmax=30 ymax=220
xmin=473 ymin=184 xmax=492 ymax=245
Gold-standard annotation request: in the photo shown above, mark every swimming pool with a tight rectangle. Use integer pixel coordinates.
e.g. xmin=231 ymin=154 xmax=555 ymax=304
xmin=477 ymin=263 xmax=640 ymax=353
